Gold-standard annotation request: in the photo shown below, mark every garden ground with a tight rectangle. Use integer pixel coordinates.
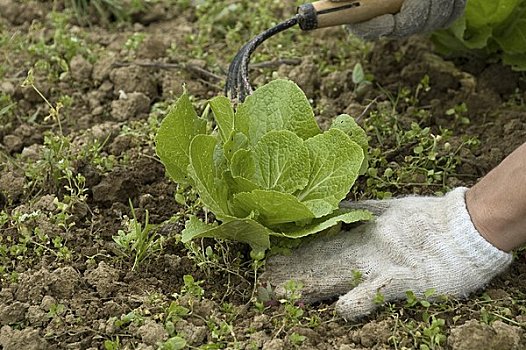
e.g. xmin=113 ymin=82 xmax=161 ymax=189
xmin=1 ymin=1 xmax=526 ymax=349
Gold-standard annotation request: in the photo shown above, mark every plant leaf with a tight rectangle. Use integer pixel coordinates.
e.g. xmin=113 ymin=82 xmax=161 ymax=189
xmin=223 ymin=171 xmax=260 ymax=194
xmin=230 ymin=148 xmax=255 ymax=179
xmin=223 ymin=131 xmax=249 ymax=162
xmin=235 ymin=80 xmax=321 ymax=147
xmin=278 ymin=209 xmax=373 ymax=238
xmin=297 ymin=128 xmax=363 ymax=217
xmin=252 ymin=130 xmax=310 ymax=193
xmin=330 ymin=114 xmax=369 ymax=174
xmin=182 ymin=215 xmax=271 ymax=252
xmin=465 ymin=0 xmax=519 ymax=29
xmin=209 ymin=96 xmax=234 ymax=143
xmin=188 ymin=135 xmax=230 ymax=217
xmin=156 ymin=93 xmax=206 ymax=185
xmin=233 ymin=190 xmax=315 ymax=226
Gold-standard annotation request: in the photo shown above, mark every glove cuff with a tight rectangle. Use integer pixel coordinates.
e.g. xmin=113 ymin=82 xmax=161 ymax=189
xmin=447 ymin=187 xmax=513 ymax=281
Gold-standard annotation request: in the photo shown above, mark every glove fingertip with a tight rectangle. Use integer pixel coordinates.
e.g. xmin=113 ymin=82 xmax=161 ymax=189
xmin=335 ymin=292 xmax=377 ymax=320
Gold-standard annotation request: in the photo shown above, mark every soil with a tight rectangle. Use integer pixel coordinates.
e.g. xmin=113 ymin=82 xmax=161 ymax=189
xmin=1 ymin=1 xmax=526 ymax=349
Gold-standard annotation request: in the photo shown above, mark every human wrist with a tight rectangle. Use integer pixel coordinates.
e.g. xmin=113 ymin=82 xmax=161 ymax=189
xmin=466 ymin=186 xmax=519 ymax=252
xmin=446 ymin=188 xmax=512 ymax=272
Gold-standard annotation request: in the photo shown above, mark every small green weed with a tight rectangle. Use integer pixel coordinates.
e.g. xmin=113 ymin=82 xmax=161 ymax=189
xmin=103 ymin=337 xmax=121 ymax=350
xmin=123 ymin=32 xmax=146 ymax=58
xmin=181 ymin=274 xmax=204 ymax=300
xmin=158 ymin=336 xmax=187 ymax=350
xmin=352 ymin=62 xmax=373 ymax=96
xmin=288 ymin=332 xmax=307 ymax=347
xmin=386 ymin=289 xmax=449 ymax=349
xmin=356 ymin=83 xmax=479 ymax=199
xmin=27 ymin=13 xmax=95 ymax=80
xmin=66 ymin=0 xmax=126 ymax=24
xmin=113 ymin=202 xmax=164 ymax=270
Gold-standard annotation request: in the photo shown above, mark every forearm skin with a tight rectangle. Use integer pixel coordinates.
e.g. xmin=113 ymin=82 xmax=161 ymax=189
xmin=466 ymin=142 xmax=526 ymax=252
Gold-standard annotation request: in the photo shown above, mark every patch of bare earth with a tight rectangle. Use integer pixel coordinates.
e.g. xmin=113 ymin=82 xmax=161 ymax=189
xmin=1 ymin=1 xmax=526 ymax=349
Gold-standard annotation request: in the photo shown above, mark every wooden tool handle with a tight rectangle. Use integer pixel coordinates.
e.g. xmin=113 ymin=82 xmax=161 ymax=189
xmin=298 ymin=0 xmax=404 ymax=30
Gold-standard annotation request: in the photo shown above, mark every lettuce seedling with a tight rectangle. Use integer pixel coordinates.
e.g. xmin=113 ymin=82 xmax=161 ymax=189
xmin=156 ymin=80 xmax=372 ymax=255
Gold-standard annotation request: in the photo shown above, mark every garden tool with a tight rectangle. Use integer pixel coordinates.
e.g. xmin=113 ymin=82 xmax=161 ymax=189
xmin=225 ymin=0 xmax=404 ymax=102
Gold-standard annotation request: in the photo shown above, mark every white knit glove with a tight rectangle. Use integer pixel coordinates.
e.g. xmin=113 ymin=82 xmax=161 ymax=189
xmin=262 ymin=188 xmax=512 ymax=320
xmin=347 ymin=0 xmax=467 ymax=40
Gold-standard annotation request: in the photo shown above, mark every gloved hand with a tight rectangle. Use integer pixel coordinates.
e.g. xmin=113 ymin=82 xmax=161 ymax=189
xmin=261 ymin=188 xmax=512 ymax=320
xmin=347 ymin=0 xmax=467 ymax=40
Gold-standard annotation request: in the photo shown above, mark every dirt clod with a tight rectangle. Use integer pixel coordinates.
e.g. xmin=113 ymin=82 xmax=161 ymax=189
xmin=70 ymin=55 xmax=94 ymax=83
xmin=0 ymin=301 xmax=29 ymax=325
xmin=448 ymin=320 xmax=523 ymax=350
xmin=110 ymin=65 xmax=158 ymax=98
xmin=137 ymin=320 xmax=168 ymax=345
xmin=111 ymin=92 xmax=151 ymax=121
xmin=262 ymin=338 xmax=285 ymax=350
xmin=85 ymin=261 xmax=121 ymax=297
xmin=2 ymin=2 xmax=526 ymax=349
xmin=358 ymin=319 xmax=392 ymax=347
xmin=175 ymin=319 xmax=207 ymax=345
xmin=49 ymin=266 xmax=81 ymax=299
xmin=0 ymin=326 xmax=48 ymax=350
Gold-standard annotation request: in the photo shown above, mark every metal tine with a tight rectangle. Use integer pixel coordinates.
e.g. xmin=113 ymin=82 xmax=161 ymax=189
xmin=226 ymin=44 xmax=249 ymax=100
xmin=225 ymin=15 xmax=301 ymax=103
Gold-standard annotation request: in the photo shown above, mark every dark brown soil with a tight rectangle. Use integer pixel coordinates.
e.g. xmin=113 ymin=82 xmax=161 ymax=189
xmin=1 ymin=1 xmax=525 ymax=349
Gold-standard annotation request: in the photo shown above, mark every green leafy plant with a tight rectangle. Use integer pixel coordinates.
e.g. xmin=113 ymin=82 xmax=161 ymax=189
xmin=156 ymin=80 xmax=372 ymax=255
xmin=432 ymin=0 xmax=526 ymax=69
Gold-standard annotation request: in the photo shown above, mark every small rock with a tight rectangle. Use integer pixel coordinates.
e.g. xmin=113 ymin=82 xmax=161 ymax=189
xmin=252 ymin=314 xmax=270 ymax=330
xmin=13 ymin=124 xmax=41 ymax=145
xmin=137 ymin=36 xmax=169 ymax=59
xmin=90 ymin=121 xmax=120 ymax=142
xmin=92 ymin=106 xmax=104 ymax=116
xmin=14 ymin=269 xmax=52 ymax=302
xmin=109 ymin=135 xmax=135 ymax=156
xmin=339 ymin=345 xmax=354 ymax=350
